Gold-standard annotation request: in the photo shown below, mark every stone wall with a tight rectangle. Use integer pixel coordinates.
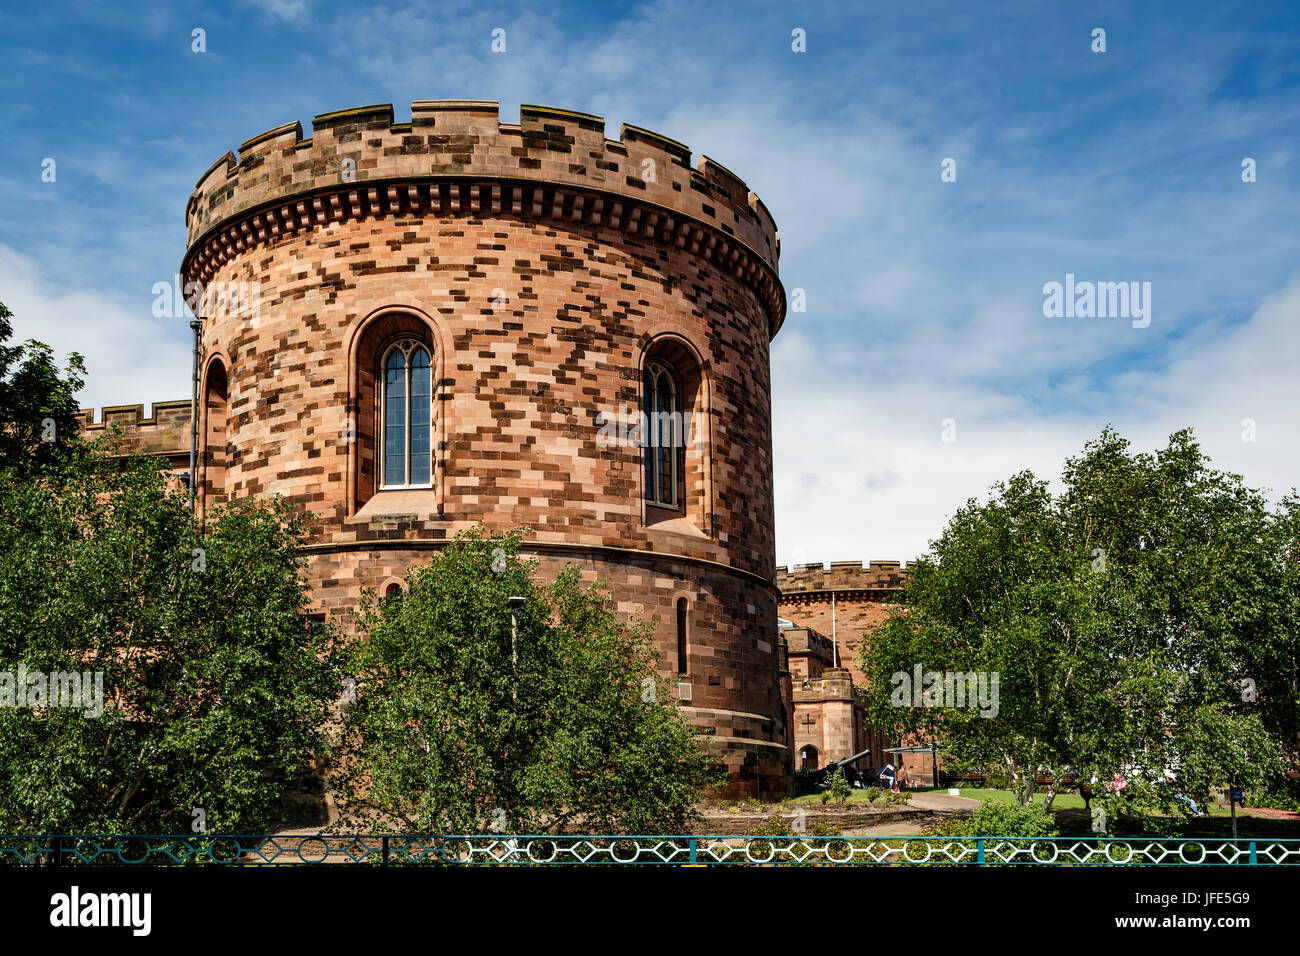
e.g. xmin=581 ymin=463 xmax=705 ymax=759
xmin=76 ymin=401 xmax=192 ymax=470
xmin=778 ymin=562 xmax=910 ymax=779
xmin=174 ymin=101 xmax=789 ymax=797
xmin=776 ymin=561 xmax=907 ymax=687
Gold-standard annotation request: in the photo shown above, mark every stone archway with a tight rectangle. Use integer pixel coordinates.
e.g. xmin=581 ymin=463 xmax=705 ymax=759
xmin=800 ymin=745 xmax=819 ymax=771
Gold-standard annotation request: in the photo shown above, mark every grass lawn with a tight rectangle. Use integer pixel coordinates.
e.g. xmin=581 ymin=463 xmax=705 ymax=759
xmin=949 ymin=787 xmax=1089 ymax=810
xmin=946 ymin=787 xmax=1300 ymax=838
xmin=786 ymin=786 xmax=1085 ymax=808
xmin=772 ymin=787 xmax=1300 ymax=838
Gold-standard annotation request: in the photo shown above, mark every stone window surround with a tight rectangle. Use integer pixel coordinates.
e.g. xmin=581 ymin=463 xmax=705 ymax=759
xmin=344 ymin=305 xmax=449 ymax=519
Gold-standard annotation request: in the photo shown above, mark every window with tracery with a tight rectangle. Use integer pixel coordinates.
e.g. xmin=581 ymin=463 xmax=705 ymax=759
xmin=643 ymin=359 xmax=682 ymax=509
xmin=380 ymin=340 xmax=432 ymax=488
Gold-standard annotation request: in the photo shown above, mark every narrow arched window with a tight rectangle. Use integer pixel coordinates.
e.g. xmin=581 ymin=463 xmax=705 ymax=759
xmin=381 ymin=340 xmax=432 ymax=489
xmin=676 ymin=597 xmax=689 ymax=674
xmin=644 ymin=360 xmax=681 ymax=509
xmin=201 ymin=358 xmax=229 ymax=513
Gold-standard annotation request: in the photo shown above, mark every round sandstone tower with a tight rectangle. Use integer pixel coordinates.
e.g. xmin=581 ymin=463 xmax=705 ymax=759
xmin=183 ymin=101 xmax=789 ymax=797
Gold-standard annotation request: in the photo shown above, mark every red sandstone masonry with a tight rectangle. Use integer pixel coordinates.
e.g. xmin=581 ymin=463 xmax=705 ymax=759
xmin=779 ymin=562 xmax=936 ymax=781
xmin=777 ymin=560 xmax=908 ymax=593
xmin=168 ymin=101 xmax=789 ymax=797
xmin=184 ymin=102 xmax=782 ymax=336
xmin=77 ymin=402 xmax=191 ymax=466
xmin=777 ymin=562 xmax=909 ymax=688
xmin=783 ymin=623 xmax=888 ymax=770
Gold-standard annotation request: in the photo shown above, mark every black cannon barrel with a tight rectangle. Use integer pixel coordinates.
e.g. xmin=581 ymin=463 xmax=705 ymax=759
xmin=827 ymin=747 xmax=875 ymax=770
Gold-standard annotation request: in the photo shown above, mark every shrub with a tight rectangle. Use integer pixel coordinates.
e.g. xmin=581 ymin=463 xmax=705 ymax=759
xmin=752 ymin=811 xmax=796 ymax=836
xmin=793 ymin=768 xmax=820 ymax=795
xmin=751 ymin=811 xmax=842 ymax=838
xmin=980 ymin=765 xmax=1012 ymax=790
xmin=923 ymin=817 xmax=969 ymax=837
xmin=827 ymin=768 xmax=852 ymax=807
xmin=1248 ymin=777 xmax=1300 ymax=813
xmin=967 ymin=801 xmax=1059 ymax=837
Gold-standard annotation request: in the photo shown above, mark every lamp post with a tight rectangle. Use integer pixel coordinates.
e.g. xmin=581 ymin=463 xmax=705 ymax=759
xmin=507 ymin=596 xmax=526 ymax=666
xmin=507 ymin=596 xmax=526 ymax=707
xmin=188 ymin=319 xmax=201 ymax=516
xmin=1229 ymin=785 xmax=1244 ymax=842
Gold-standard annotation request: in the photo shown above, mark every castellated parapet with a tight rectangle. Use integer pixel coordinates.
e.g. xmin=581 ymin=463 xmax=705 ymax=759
xmin=76 ymin=401 xmax=192 ymax=466
xmin=180 ymin=101 xmax=789 ymax=798
xmin=776 ymin=560 xmax=909 ymax=594
xmin=183 ymin=102 xmax=782 ymax=333
xmin=776 ymin=562 xmax=908 ymax=690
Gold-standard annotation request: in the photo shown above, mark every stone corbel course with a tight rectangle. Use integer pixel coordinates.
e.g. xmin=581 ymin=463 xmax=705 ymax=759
xmin=183 ymin=101 xmax=785 ymax=338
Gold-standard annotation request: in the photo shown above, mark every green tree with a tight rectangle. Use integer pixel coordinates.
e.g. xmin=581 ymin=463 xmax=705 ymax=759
xmin=335 ymin=526 xmax=715 ymax=835
xmin=860 ymin=428 xmax=1298 ymax=816
xmin=827 ymin=767 xmax=852 ymax=807
xmin=0 ymin=301 xmax=86 ymax=470
xmin=0 ymin=440 xmax=340 ymax=833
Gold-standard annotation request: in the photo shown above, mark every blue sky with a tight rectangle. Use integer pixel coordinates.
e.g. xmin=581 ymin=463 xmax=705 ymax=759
xmin=2 ymin=0 xmax=1298 ymax=564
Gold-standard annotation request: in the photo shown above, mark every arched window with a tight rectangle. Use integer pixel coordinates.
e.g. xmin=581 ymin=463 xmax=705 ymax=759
xmin=201 ymin=358 xmax=229 ymax=517
xmin=380 ymin=340 xmax=432 ymax=489
xmin=676 ymin=597 xmax=689 ymax=674
xmin=643 ymin=359 xmax=682 ymax=509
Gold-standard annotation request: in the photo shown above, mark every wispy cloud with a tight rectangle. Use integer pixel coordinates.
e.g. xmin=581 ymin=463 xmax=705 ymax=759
xmin=1 ymin=0 xmax=1297 ymax=563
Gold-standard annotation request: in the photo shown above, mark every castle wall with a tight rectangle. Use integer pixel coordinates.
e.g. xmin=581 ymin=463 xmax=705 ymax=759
xmin=783 ymin=624 xmax=889 ymax=772
xmin=178 ymin=101 xmax=790 ymax=798
xmin=779 ymin=562 xmax=907 ymax=778
xmin=777 ymin=562 xmax=906 ymax=686
xmin=77 ymin=402 xmax=192 ymax=470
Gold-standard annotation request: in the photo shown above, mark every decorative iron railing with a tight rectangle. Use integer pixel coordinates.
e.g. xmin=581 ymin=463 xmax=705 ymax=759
xmin=2 ymin=835 xmax=1298 ymax=866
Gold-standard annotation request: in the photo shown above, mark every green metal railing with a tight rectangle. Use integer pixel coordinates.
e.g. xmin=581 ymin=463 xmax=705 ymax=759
xmin=3 ymin=835 xmax=1298 ymax=865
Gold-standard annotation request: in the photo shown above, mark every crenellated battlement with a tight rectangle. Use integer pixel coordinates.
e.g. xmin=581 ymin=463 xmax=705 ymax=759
xmin=76 ymin=400 xmax=191 ymax=463
xmin=77 ymin=400 xmax=189 ymax=431
xmin=183 ymin=100 xmax=783 ymax=333
xmin=776 ymin=561 xmax=909 ymax=596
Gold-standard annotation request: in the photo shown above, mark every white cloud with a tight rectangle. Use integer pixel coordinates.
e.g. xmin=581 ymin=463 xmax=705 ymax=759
xmin=773 ymin=274 xmax=1300 ymax=566
xmin=238 ymin=0 xmax=314 ymax=23
xmin=0 ymin=245 xmax=191 ymax=417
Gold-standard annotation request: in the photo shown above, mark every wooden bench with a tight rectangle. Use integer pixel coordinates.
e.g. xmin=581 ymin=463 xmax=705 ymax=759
xmin=939 ymin=772 xmax=985 ymax=788
xmin=1035 ymin=774 xmax=1092 ymax=796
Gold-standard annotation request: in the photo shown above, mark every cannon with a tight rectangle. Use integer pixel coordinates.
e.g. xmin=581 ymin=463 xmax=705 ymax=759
xmin=806 ymin=747 xmax=878 ymax=790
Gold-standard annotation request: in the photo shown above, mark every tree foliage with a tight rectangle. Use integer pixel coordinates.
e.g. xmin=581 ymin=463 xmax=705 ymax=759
xmin=860 ymin=428 xmax=1299 ymax=816
xmin=0 ymin=440 xmax=340 ymax=832
xmin=334 ymin=527 xmax=715 ymax=835
xmin=0 ymin=300 xmax=87 ymax=470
